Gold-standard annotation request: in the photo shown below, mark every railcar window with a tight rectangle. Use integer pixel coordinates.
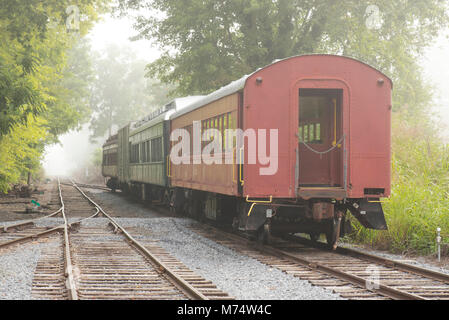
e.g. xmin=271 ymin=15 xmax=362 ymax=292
xmin=229 ymin=113 xmax=236 ymax=150
xmin=316 ymin=124 xmax=321 ymax=142
xmin=223 ymin=115 xmax=228 ymax=150
xmin=130 ymin=144 xmax=140 ymax=164
xmin=150 ymin=137 xmax=163 ymax=162
xmin=187 ymin=125 xmax=193 ymax=155
xmin=141 ymin=142 xmax=146 ymax=163
xmin=298 ymin=124 xmax=322 ymax=144
xmin=104 ymin=152 xmax=118 ymax=166
xmin=309 ymin=124 xmax=314 ymax=142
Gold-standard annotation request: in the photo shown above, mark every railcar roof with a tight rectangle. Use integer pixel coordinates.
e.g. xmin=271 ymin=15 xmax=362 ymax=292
xmin=169 ymin=54 xmax=392 ymax=120
xmin=129 ymin=96 xmax=205 ymax=135
xmin=170 ymin=74 xmax=250 ymax=120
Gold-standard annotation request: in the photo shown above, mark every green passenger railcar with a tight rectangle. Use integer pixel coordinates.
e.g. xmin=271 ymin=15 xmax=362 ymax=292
xmin=128 ymin=114 xmax=169 ymax=188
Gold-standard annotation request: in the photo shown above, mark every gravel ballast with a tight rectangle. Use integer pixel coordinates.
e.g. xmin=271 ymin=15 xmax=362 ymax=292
xmin=340 ymin=243 xmax=449 ymax=276
xmin=0 ymin=243 xmax=46 ymax=300
xmin=1 ymin=216 xmax=343 ymax=300
xmin=2 ymin=187 xmax=446 ymax=300
xmin=114 ymin=217 xmax=344 ymax=300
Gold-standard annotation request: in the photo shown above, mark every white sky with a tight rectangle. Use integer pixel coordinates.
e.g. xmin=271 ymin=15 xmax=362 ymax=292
xmin=421 ymin=31 xmax=449 ymax=139
xmin=43 ymin=15 xmax=154 ymax=177
xmin=42 ymin=13 xmax=449 ymax=176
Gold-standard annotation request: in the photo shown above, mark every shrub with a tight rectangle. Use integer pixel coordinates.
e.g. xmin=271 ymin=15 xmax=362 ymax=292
xmin=350 ymin=114 xmax=449 ymax=255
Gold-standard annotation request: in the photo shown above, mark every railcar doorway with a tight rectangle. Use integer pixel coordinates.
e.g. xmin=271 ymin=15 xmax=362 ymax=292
xmin=298 ymin=89 xmax=343 ymax=188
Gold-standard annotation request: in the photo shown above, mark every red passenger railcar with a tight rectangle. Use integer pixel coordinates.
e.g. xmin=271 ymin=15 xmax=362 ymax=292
xmin=168 ymin=55 xmax=391 ymax=245
xmin=103 ymin=54 xmax=391 ymax=247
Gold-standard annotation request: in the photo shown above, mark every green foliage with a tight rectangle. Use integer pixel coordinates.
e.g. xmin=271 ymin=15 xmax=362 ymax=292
xmin=350 ymin=114 xmax=449 ymax=255
xmin=42 ymin=37 xmax=95 ymax=143
xmin=0 ymin=0 xmax=109 ymax=136
xmin=89 ymin=44 xmax=174 ymax=141
xmin=118 ymin=0 xmax=448 ymax=112
xmin=0 ymin=116 xmax=47 ymax=192
xmin=0 ymin=0 xmax=109 ymax=191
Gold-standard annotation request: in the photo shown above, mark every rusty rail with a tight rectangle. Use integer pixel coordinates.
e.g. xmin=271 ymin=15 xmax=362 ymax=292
xmin=189 ymin=224 xmax=449 ymax=300
xmin=61 ymin=182 xmax=110 ymax=191
xmin=57 ymin=178 xmax=79 ymax=300
xmin=0 ymin=206 xmax=62 ymax=233
xmin=69 ymin=179 xmax=209 ymax=300
xmin=286 ymin=233 xmax=449 ymax=286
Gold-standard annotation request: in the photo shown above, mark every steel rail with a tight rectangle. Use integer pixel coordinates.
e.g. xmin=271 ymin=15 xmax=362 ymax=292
xmin=286 ymin=234 xmax=449 ymax=286
xmin=259 ymin=244 xmax=426 ymax=300
xmin=195 ymin=225 xmax=428 ymax=300
xmin=0 ymin=226 xmax=64 ymax=249
xmin=0 ymin=209 xmax=98 ymax=250
xmin=70 ymin=180 xmax=209 ymax=300
xmin=61 ymin=182 xmax=110 ymax=191
xmin=0 ymin=191 xmax=100 ymax=248
xmin=57 ymin=178 xmax=79 ymax=300
xmin=0 ymin=184 xmax=65 ymax=249
xmin=0 ymin=207 xmax=63 ymax=233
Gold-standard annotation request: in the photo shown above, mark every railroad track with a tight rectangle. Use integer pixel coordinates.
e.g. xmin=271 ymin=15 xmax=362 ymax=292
xmin=188 ymin=224 xmax=449 ymax=300
xmin=0 ymin=179 xmax=231 ymax=300
xmin=61 ymin=182 xmax=111 ymax=192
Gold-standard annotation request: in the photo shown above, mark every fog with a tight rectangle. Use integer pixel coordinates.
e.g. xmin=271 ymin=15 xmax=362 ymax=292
xmin=43 ymin=14 xmax=160 ymax=178
xmin=42 ymin=13 xmax=449 ymax=178
xmin=43 ymin=125 xmax=96 ymax=177
xmin=422 ymin=30 xmax=449 ymax=140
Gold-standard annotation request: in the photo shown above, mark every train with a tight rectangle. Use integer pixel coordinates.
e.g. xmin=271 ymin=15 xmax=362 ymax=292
xmin=102 ymin=54 xmax=391 ymax=248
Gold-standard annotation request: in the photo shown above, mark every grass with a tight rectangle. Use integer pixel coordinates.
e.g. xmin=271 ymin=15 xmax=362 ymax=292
xmin=349 ymin=114 xmax=449 ymax=256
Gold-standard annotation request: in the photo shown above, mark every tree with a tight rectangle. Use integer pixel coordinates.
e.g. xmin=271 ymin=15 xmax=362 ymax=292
xmin=0 ymin=0 xmax=109 ymax=136
xmin=0 ymin=116 xmax=47 ymax=192
xmin=0 ymin=0 xmax=109 ymax=191
xmin=117 ymin=0 xmax=448 ymax=116
xmin=42 ymin=38 xmax=95 ymax=143
xmin=89 ymin=44 xmax=173 ymax=141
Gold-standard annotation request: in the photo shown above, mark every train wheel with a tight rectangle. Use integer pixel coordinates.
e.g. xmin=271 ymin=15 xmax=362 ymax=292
xmin=163 ymin=190 xmax=171 ymax=207
xmin=325 ymin=218 xmax=338 ymax=248
xmin=188 ymin=198 xmax=201 ymax=219
xmin=309 ymin=232 xmax=320 ymax=242
xmin=257 ymin=222 xmax=272 ymax=245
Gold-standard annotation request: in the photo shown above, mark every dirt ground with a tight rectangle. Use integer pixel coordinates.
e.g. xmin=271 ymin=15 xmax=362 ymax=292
xmin=0 ymin=181 xmax=60 ymax=223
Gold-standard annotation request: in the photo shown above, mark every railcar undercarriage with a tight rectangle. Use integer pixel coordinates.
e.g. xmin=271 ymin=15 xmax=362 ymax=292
xmin=109 ymin=178 xmax=387 ymax=249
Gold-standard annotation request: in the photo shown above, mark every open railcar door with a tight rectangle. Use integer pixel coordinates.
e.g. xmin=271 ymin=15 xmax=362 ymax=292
xmin=297 ymin=88 xmax=347 ymax=200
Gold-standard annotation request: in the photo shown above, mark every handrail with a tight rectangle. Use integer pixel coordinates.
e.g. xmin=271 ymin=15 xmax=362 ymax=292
xmin=239 ymin=147 xmax=244 ymax=186
xmin=246 ymin=196 xmax=273 ymax=217
xmin=232 ymin=148 xmax=237 ymax=183
xmin=332 ymin=98 xmax=337 ymax=147
xmin=166 ymin=155 xmax=172 ymax=178
xmin=246 ymin=195 xmax=273 ymax=203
